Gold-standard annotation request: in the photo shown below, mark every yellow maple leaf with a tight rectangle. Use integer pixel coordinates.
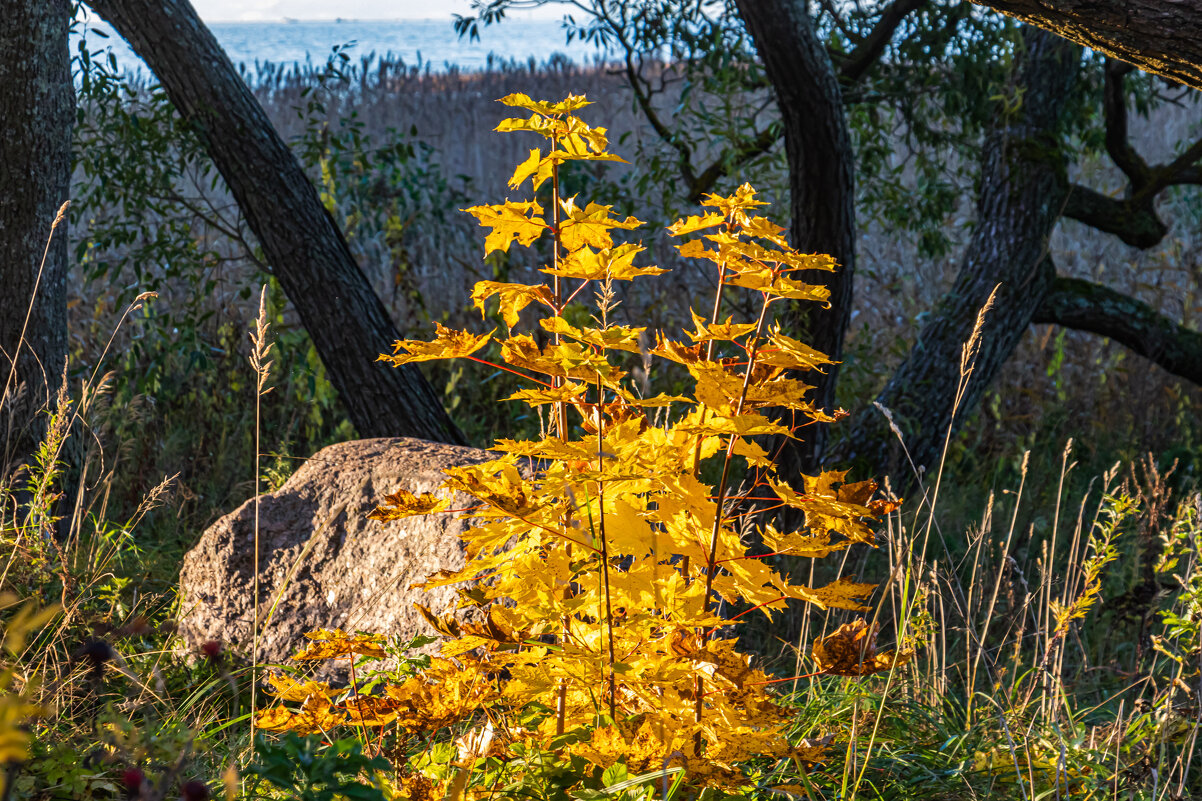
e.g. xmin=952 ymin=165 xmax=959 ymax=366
xmin=757 ymin=327 xmax=834 ymax=372
xmin=471 ymin=281 xmax=555 ymax=328
xmin=368 ymin=489 xmax=452 ymax=521
xmin=253 ymin=706 xmax=299 ymax=732
xmin=732 ymin=437 xmax=773 ymax=468
xmin=676 ymin=411 xmax=791 ymax=439
xmin=343 ymin=695 xmax=400 ymax=727
xmin=379 ymin=322 xmax=493 ymax=365
xmin=508 ymin=148 xmax=543 ymax=190
xmin=501 ymin=334 xmax=626 ymax=384
xmin=692 ymin=639 xmax=759 ymax=690
xmin=558 ymin=199 xmax=642 ymax=252
xmin=504 ymin=382 xmax=587 ymax=406
xmin=778 ymin=251 xmax=839 ymax=272
xmin=495 ymin=113 xmax=558 ymax=137
xmin=540 ymin=317 xmax=646 ymax=353
xmin=667 ymin=212 xmax=726 ymax=237
xmin=255 ymin=694 xmax=345 ymax=735
xmin=687 ymin=362 xmax=754 ymax=416
xmin=676 ymin=237 xmax=719 ymax=262
xmin=463 ymin=200 xmax=547 ymax=255
xmin=768 ymin=275 xmax=834 ymax=303
xmin=441 ymin=459 xmax=547 ymax=519
xmin=760 ymin=525 xmax=842 ymax=559
xmin=498 ymin=92 xmax=592 ymax=116
xmin=292 ymin=629 xmax=387 ymax=661
xmin=264 ymin=672 xmax=337 ymax=703
xmin=561 ymin=114 xmax=610 ymax=154
xmin=768 ymin=473 xmax=880 ymax=545
xmin=687 ymin=310 xmax=758 ymax=343
xmin=722 ymin=264 xmax=778 ymax=294
xmin=652 ymin=337 xmax=708 ymax=366
xmin=702 ymin=183 xmax=768 ymax=218
xmin=811 ymin=619 xmax=911 ymax=676
xmin=572 ymin=721 xmax=669 ymax=773
xmin=494 ymin=434 xmax=595 ymax=463
xmin=790 ymin=576 xmax=878 ymax=611
xmin=385 ymin=657 xmax=494 ymax=732
xmin=740 ymin=215 xmax=789 ymax=246
xmin=543 ymin=243 xmax=664 ymax=282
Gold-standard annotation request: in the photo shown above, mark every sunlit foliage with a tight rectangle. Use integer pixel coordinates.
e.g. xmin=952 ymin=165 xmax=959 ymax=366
xmin=260 ymin=93 xmax=904 ymax=792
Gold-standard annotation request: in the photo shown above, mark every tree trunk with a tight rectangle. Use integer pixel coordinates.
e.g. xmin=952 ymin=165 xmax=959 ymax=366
xmin=968 ymin=0 xmax=1202 ymax=92
xmin=0 ymin=0 xmax=72 ymax=467
xmin=836 ymin=27 xmax=1081 ymax=482
xmin=734 ymin=0 xmax=856 ymax=474
xmin=1035 ymin=276 xmax=1202 ymax=385
xmin=85 ymin=0 xmax=465 ymax=445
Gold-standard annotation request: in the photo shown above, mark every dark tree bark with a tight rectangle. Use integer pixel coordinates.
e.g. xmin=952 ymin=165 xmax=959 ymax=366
xmin=836 ymin=27 xmax=1081 ymax=479
xmin=967 ymin=0 xmax=1202 ymax=92
xmin=0 ymin=0 xmax=73 ymax=466
xmin=86 ymin=0 xmax=465 ymax=445
xmin=734 ymin=0 xmax=856 ymax=473
xmin=1061 ymin=185 xmax=1165 ymax=248
xmin=1035 ymin=276 xmax=1202 ymax=385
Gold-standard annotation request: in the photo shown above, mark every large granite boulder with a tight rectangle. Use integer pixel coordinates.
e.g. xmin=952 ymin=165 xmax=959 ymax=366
xmin=176 ymin=437 xmax=490 ymax=667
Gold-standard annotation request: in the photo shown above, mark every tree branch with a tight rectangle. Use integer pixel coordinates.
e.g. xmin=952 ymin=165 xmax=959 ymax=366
xmin=1139 ymin=132 xmax=1202 ymax=200
xmin=1034 ymin=275 xmax=1202 ymax=385
xmin=686 ymin=123 xmax=780 ymax=202
xmin=1069 ymin=56 xmax=1202 ymax=246
xmin=815 ymin=0 xmax=858 ymax=45
xmin=1062 ymin=184 xmax=1167 ymax=248
xmin=1156 ymin=163 xmax=1202 ymax=187
xmin=838 ymin=0 xmax=928 ymax=85
xmin=966 ymin=0 xmax=1202 ymax=92
xmin=688 ymin=0 xmax=928 ymax=199
xmin=589 ymin=4 xmax=703 ymax=193
xmin=1103 ymin=59 xmax=1151 ymax=188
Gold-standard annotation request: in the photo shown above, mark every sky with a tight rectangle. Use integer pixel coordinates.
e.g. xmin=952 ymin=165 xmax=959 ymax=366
xmin=191 ymin=0 xmax=561 ymax=22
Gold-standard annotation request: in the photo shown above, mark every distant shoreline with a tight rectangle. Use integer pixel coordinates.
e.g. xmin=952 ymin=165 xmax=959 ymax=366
xmin=199 ymin=17 xmax=558 ymax=23
xmin=199 ymin=18 xmax=487 ymax=24
xmin=76 ymin=17 xmax=610 ymax=76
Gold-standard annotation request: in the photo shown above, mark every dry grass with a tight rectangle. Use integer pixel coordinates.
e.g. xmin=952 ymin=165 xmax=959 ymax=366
xmin=8 ymin=125 xmax=1202 ymax=793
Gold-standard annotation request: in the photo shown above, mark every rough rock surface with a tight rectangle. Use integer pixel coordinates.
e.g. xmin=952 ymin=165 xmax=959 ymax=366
xmin=176 ymin=437 xmax=491 ymax=667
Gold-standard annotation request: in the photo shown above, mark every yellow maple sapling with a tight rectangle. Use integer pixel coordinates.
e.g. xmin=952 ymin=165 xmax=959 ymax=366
xmin=258 ymin=93 xmax=907 ymax=791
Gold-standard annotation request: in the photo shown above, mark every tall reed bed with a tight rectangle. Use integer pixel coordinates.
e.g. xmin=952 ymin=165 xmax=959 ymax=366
xmin=69 ymin=50 xmax=1202 ymax=504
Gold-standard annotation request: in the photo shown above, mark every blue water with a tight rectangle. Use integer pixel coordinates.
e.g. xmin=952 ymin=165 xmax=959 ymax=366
xmin=75 ymin=17 xmax=613 ymax=77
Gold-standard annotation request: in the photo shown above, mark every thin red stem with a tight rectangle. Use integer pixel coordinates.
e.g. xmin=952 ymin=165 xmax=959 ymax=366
xmin=715 ymin=550 xmax=791 ymax=565
xmin=464 ymin=356 xmax=553 ymax=388
xmin=703 ymin=594 xmax=787 ymax=635
xmin=562 ymin=278 xmax=593 ymax=308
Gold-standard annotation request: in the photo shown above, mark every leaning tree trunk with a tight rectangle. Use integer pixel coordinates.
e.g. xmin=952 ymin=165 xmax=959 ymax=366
xmin=86 ymin=0 xmax=465 ymax=445
xmin=0 ymin=0 xmax=73 ymax=469
xmin=836 ymin=27 xmax=1081 ymax=482
xmin=968 ymin=0 xmax=1202 ymax=92
xmin=734 ymin=0 xmax=856 ymax=475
